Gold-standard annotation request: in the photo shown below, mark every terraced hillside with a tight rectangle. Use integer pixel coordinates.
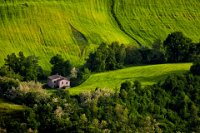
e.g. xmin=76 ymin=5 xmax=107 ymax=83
xmin=0 ymin=0 xmax=199 ymax=70
xmin=69 ymin=63 xmax=192 ymax=94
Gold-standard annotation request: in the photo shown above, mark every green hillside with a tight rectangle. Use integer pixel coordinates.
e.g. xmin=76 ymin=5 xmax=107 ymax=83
xmin=0 ymin=0 xmax=134 ymax=70
xmin=114 ymin=0 xmax=200 ymax=45
xmin=0 ymin=0 xmax=199 ymax=70
xmin=69 ymin=63 xmax=192 ymax=94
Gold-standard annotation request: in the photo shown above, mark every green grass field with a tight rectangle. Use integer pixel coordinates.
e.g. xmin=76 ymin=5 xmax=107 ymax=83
xmin=0 ymin=0 xmax=199 ymax=70
xmin=114 ymin=0 xmax=200 ymax=45
xmin=69 ymin=63 xmax=192 ymax=95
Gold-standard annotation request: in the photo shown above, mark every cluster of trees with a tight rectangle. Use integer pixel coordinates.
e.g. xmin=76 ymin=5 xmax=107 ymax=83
xmin=85 ymin=42 xmax=126 ymax=72
xmin=0 ymin=52 xmax=75 ymax=82
xmin=85 ymin=32 xmax=200 ymax=72
xmin=0 ymin=51 xmax=82 ymax=88
xmin=85 ymin=41 xmax=165 ymax=72
xmin=0 ymin=52 xmax=44 ymax=81
xmin=0 ymin=64 xmax=200 ymax=132
xmin=164 ymin=32 xmax=200 ymax=62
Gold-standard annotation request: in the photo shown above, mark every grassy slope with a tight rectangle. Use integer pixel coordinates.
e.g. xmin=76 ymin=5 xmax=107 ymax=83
xmin=0 ymin=0 xmax=199 ymax=70
xmin=0 ymin=0 xmax=133 ymax=70
xmin=114 ymin=0 xmax=200 ymax=46
xmin=69 ymin=63 xmax=192 ymax=95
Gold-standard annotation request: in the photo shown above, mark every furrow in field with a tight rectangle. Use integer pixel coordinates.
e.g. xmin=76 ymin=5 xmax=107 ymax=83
xmin=110 ymin=0 xmax=142 ymax=46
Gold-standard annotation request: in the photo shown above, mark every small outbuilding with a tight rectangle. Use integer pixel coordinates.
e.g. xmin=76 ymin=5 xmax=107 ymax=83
xmin=47 ymin=74 xmax=70 ymax=89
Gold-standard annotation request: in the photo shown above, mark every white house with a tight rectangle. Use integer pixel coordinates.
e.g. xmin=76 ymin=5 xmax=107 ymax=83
xmin=47 ymin=74 xmax=70 ymax=89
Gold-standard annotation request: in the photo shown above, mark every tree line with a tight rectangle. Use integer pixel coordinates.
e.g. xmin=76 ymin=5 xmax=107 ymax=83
xmin=85 ymin=31 xmax=200 ymax=73
xmin=0 ymin=52 xmax=73 ymax=82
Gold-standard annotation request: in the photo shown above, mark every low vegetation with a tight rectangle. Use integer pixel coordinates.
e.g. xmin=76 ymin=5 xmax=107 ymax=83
xmin=0 ymin=56 xmax=199 ymax=132
xmin=0 ymin=67 xmax=200 ymax=132
xmin=0 ymin=98 xmax=26 ymax=133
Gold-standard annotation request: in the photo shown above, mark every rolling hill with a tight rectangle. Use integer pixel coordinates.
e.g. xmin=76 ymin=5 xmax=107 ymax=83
xmin=69 ymin=63 xmax=192 ymax=94
xmin=0 ymin=0 xmax=199 ymax=70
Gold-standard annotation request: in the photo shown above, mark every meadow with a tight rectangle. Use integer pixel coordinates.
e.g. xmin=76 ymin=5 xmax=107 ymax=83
xmin=69 ymin=63 xmax=192 ymax=94
xmin=0 ymin=0 xmax=199 ymax=70
xmin=114 ymin=0 xmax=200 ymax=45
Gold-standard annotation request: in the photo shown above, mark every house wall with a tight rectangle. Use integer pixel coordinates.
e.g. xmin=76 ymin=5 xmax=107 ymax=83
xmin=48 ymin=79 xmax=54 ymax=88
xmin=58 ymin=79 xmax=70 ymax=88
xmin=48 ymin=78 xmax=60 ymax=88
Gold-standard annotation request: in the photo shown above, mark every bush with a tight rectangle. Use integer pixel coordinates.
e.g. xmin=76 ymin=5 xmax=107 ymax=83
xmin=190 ymin=62 xmax=200 ymax=76
xmin=0 ymin=77 xmax=19 ymax=93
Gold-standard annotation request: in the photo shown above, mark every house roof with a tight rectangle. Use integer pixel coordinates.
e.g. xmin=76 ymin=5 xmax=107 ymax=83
xmin=48 ymin=75 xmax=63 ymax=80
xmin=48 ymin=74 xmax=70 ymax=81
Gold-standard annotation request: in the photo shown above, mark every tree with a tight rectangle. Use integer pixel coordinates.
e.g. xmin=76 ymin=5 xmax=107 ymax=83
xmin=139 ymin=47 xmax=152 ymax=64
xmin=50 ymin=54 xmax=72 ymax=77
xmin=50 ymin=54 xmax=64 ymax=66
xmin=152 ymin=39 xmax=163 ymax=51
xmin=3 ymin=52 xmax=43 ymax=81
xmin=4 ymin=53 xmax=19 ymax=71
xmin=23 ymin=56 xmax=41 ymax=81
xmin=190 ymin=62 xmax=200 ymax=76
xmin=109 ymin=42 xmax=126 ymax=68
xmin=62 ymin=60 xmax=73 ymax=76
xmin=149 ymin=50 xmax=166 ymax=64
xmin=120 ymin=80 xmax=132 ymax=92
xmin=0 ymin=65 xmax=23 ymax=80
xmin=50 ymin=54 xmax=64 ymax=75
xmin=105 ymin=48 xmax=117 ymax=70
xmin=86 ymin=43 xmax=108 ymax=72
xmin=72 ymin=67 xmax=90 ymax=86
xmin=163 ymin=32 xmax=192 ymax=62
xmin=125 ymin=46 xmax=142 ymax=65
xmin=0 ymin=77 xmax=19 ymax=94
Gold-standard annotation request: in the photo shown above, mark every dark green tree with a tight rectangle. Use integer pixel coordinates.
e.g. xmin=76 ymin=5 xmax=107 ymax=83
xmin=50 ymin=54 xmax=64 ymax=65
xmin=0 ymin=65 xmax=23 ymax=80
xmin=86 ymin=43 xmax=108 ymax=72
xmin=4 ymin=53 xmax=19 ymax=71
xmin=105 ymin=48 xmax=117 ymax=70
xmin=3 ymin=52 xmax=42 ymax=81
xmin=125 ymin=46 xmax=142 ymax=65
xmin=110 ymin=42 xmax=126 ymax=68
xmin=0 ymin=77 xmax=19 ymax=93
xmin=120 ymin=80 xmax=132 ymax=92
xmin=50 ymin=54 xmax=72 ymax=77
xmin=190 ymin=62 xmax=200 ymax=76
xmin=23 ymin=56 xmax=41 ymax=81
xmin=163 ymin=32 xmax=192 ymax=62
